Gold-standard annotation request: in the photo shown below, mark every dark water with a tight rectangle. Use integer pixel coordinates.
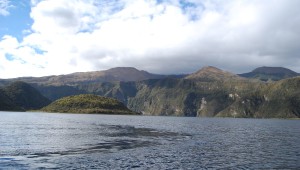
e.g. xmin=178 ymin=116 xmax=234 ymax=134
xmin=0 ymin=112 xmax=299 ymax=169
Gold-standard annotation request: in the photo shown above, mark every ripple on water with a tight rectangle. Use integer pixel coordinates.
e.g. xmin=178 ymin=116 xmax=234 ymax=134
xmin=0 ymin=112 xmax=299 ymax=169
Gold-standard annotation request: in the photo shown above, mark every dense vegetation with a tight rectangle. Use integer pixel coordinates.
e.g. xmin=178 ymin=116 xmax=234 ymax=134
xmin=0 ymin=81 xmax=51 ymax=111
xmin=0 ymin=88 xmax=21 ymax=111
xmin=41 ymin=94 xmax=137 ymax=115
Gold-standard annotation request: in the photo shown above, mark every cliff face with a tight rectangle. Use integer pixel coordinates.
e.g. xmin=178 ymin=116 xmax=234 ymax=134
xmin=97 ymin=69 xmax=299 ymax=118
xmin=216 ymin=79 xmax=300 ymax=118
xmin=124 ymin=79 xmax=263 ymax=117
xmin=128 ymin=77 xmax=300 ymax=118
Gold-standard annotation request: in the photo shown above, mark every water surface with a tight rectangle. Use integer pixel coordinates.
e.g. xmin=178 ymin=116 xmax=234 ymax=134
xmin=0 ymin=112 xmax=299 ymax=169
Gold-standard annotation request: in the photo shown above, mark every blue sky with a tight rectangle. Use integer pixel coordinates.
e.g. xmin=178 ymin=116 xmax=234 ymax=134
xmin=0 ymin=0 xmax=300 ymax=78
xmin=0 ymin=0 xmax=32 ymax=41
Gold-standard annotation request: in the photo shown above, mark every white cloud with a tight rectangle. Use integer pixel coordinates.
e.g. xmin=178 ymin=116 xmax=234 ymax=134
xmin=0 ymin=35 xmax=48 ymax=78
xmin=1 ymin=0 xmax=300 ymax=78
xmin=0 ymin=0 xmax=11 ymax=16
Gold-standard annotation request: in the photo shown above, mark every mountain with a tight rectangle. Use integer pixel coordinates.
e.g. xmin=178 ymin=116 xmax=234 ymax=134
xmin=23 ymin=66 xmax=299 ymax=118
xmin=1 ymin=66 xmax=299 ymax=118
xmin=239 ymin=66 xmax=299 ymax=81
xmin=0 ymin=82 xmax=51 ymax=111
xmin=217 ymin=77 xmax=300 ymax=118
xmin=258 ymin=77 xmax=300 ymax=117
xmin=125 ymin=78 xmax=264 ymax=117
xmin=0 ymin=88 xmax=22 ymax=111
xmin=3 ymin=67 xmax=166 ymax=86
xmin=2 ymin=81 xmax=51 ymax=110
xmin=41 ymin=94 xmax=137 ymax=115
xmin=185 ymin=66 xmax=243 ymax=81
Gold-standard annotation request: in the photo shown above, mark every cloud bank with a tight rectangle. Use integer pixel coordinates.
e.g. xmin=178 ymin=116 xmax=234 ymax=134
xmin=1 ymin=0 xmax=300 ymax=78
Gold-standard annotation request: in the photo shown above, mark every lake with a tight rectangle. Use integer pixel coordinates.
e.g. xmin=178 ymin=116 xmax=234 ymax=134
xmin=0 ymin=112 xmax=299 ymax=169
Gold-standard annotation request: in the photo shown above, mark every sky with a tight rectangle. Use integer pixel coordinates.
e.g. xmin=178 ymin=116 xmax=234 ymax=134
xmin=0 ymin=0 xmax=300 ymax=78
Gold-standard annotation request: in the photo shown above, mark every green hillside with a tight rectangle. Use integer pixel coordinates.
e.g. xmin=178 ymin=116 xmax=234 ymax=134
xmin=4 ymin=81 xmax=51 ymax=110
xmin=126 ymin=77 xmax=264 ymax=117
xmin=259 ymin=77 xmax=300 ymax=117
xmin=0 ymin=88 xmax=22 ymax=111
xmin=41 ymin=94 xmax=137 ymax=115
xmin=0 ymin=81 xmax=51 ymax=111
xmin=216 ymin=77 xmax=300 ymax=118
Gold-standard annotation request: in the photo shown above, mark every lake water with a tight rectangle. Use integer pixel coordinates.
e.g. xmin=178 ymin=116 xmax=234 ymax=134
xmin=0 ymin=112 xmax=299 ymax=169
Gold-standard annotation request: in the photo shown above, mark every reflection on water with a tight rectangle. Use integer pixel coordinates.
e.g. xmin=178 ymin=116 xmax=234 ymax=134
xmin=8 ymin=125 xmax=190 ymax=158
xmin=0 ymin=112 xmax=299 ymax=169
xmin=100 ymin=124 xmax=191 ymax=139
xmin=25 ymin=139 xmax=155 ymax=158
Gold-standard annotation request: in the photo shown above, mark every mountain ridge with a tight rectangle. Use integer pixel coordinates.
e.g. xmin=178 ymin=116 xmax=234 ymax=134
xmin=0 ymin=66 xmax=299 ymax=118
xmin=0 ymin=67 xmax=167 ymax=86
xmin=0 ymin=66 xmax=298 ymax=86
xmin=185 ymin=66 xmax=244 ymax=81
xmin=239 ymin=66 xmax=299 ymax=81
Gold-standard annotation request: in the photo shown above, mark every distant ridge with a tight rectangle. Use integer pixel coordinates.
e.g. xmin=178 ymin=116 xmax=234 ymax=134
xmin=1 ymin=66 xmax=298 ymax=85
xmin=185 ymin=66 xmax=242 ymax=81
xmin=1 ymin=67 xmax=166 ymax=85
xmin=239 ymin=66 xmax=299 ymax=81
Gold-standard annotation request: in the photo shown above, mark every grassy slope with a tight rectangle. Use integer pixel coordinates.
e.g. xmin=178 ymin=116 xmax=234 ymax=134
xmin=0 ymin=81 xmax=51 ymax=111
xmin=41 ymin=94 xmax=137 ymax=115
